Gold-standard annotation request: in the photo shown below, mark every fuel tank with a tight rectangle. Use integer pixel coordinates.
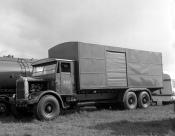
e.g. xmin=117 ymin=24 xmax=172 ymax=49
xmin=0 ymin=56 xmax=35 ymax=91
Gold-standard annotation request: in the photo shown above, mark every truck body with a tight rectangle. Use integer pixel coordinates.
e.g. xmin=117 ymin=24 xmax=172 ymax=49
xmin=13 ymin=42 xmax=164 ymax=120
xmin=48 ymin=42 xmax=163 ymax=91
xmin=0 ymin=56 xmax=34 ymax=114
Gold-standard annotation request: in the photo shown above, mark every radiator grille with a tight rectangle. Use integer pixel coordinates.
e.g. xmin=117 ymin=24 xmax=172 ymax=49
xmin=16 ymin=81 xmax=25 ymax=99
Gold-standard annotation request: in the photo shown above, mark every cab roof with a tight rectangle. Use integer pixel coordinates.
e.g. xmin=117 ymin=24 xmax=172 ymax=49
xmin=32 ymin=58 xmax=74 ymax=66
xmin=163 ymin=73 xmax=171 ymax=80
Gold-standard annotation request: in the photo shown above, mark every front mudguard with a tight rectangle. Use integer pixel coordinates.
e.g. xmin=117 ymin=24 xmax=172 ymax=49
xmin=28 ymin=90 xmax=66 ymax=109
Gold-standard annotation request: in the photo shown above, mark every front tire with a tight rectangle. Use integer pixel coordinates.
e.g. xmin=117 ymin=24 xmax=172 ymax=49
xmin=34 ymin=95 xmax=60 ymax=121
xmin=123 ymin=92 xmax=137 ymax=110
xmin=138 ymin=91 xmax=150 ymax=109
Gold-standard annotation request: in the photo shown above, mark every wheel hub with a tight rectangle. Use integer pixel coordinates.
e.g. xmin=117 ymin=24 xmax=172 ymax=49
xmin=129 ymin=97 xmax=134 ymax=105
xmin=142 ymin=96 xmax=148 ymax=104
xmin=45 ymin=104 xmax=53 ymax=113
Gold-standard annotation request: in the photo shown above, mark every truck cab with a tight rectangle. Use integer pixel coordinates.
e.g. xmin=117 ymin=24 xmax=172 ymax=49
xmin=32 ymin=58 xmax=75 ymax=95
xmin=13 ymin=58 xmax=76 ymax=120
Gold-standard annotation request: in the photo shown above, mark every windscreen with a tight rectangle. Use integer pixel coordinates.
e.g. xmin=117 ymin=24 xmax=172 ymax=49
xmin=32 ymin=61 xmax=57 ymax=76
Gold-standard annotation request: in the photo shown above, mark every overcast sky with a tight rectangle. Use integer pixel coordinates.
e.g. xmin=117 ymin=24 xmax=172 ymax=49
xmin=0 ymin=0 xmax=175 ymax=77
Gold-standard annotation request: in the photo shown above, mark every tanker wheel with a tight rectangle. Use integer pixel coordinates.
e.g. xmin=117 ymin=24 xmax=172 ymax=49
xmin=34 ymin=95 xmax=60 ymax=121
xmin=0 ymin=102 xmax=9 ymax=115
xmin=123 ymin=92 xmax=137 ymax=110
xmin=138 ymin=91 xmax=151 ymax=109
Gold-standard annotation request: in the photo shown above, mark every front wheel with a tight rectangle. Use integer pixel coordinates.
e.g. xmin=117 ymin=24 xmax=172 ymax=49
xmin=34 ymin=95 xmax=60 ymax=121
xmin=123 ymin=92 xmax=137 ymax=110
xmin=138 ymin=91 xmax=151 ymax=109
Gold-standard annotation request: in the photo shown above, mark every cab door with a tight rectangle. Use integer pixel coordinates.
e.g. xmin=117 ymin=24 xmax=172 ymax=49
xmin=60 ymin=61 xmax=74 ymax=95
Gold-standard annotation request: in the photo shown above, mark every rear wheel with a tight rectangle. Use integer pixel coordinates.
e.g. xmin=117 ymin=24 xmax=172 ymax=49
xmin=34 ymin=95 xmax=60 ymax=120
xmin=123 ymin=92 xmax=137 ymax=110
xmin=138 ymin=91 xmax=150 ymax=108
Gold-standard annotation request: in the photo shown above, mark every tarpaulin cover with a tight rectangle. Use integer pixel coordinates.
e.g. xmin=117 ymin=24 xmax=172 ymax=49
xmin=49 ymin=42 xmax=163 ymax=90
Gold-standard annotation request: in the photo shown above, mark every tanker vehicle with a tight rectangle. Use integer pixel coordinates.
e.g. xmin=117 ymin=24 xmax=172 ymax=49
xmin=0 ymin=56 xmax=34 ymax=114
xmin=11 ymin=42 xmax=169 ymax=120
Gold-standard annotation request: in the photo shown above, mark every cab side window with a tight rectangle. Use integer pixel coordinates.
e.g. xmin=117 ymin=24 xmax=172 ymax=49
xmin=61 ymin=62 xmax=70 ymax=72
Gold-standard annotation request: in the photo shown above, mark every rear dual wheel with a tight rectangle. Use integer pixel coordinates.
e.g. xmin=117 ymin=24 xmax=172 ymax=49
xmin=138 ymin=91 xmax=150 ymax=109
xmin=123 ymin=92 xmax=137 ymax=110
xmin=123 ymin=91 xmax=151 ymax=110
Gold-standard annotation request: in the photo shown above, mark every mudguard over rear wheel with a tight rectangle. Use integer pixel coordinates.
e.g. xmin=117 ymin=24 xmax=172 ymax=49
xmin=34 ymin=95 xmax=60 ymax=121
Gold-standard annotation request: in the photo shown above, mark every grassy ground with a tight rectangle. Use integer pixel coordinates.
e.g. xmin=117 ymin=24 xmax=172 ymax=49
xmin=0 ymin=104 xmax=175 ymax=136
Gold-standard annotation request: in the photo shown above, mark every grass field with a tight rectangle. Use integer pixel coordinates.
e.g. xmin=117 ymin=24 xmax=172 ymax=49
xmin=0 ymin=104 xmax=175 ymax=136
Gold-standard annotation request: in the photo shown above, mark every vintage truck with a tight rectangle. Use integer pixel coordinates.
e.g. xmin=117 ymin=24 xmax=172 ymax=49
xmin=12 ymin=42 xmax=165 ymax=120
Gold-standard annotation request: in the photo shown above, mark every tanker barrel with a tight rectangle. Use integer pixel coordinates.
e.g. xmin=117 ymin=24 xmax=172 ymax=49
xmin=0 ymin=57 xmax=35 ymax=90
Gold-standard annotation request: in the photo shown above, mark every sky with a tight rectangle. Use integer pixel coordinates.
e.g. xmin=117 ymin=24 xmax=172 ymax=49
xmin=0 ymin=0 xmax=175 ymax=77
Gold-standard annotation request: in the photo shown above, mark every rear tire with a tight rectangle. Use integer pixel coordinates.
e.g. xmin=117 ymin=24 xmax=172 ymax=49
xmin=34 ymin=95 xmax=60 ymax=121
xmin=138 ymin=91 xmax=150 ymax=108
xmin=123 ymin=92 xmax=137 ymax=110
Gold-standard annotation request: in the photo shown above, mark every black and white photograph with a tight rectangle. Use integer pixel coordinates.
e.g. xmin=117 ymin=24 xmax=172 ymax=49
xmin=0 ymin=0 xmax=175 ymax=136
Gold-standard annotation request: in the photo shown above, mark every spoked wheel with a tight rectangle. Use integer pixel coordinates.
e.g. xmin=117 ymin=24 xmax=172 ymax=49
xmin=123 ymin=92 xmax=137 ymax=110
xmin=138 ymin=91 xmax=151 ymax=109
xmin=34 ymin=95 xmax=60 ymax=121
